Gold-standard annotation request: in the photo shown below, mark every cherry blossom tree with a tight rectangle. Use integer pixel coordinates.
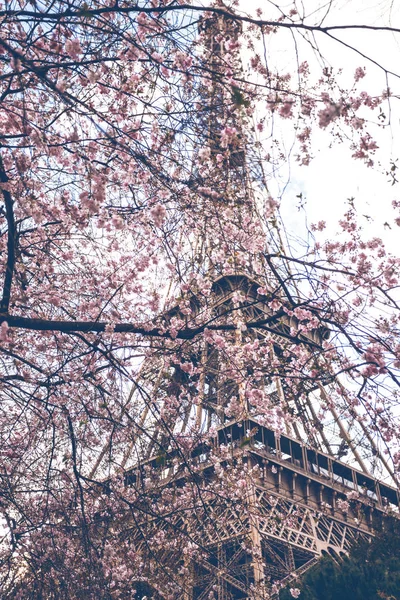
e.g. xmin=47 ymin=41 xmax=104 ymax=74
xmin=1 ymin=0 xmax=400 ymax=597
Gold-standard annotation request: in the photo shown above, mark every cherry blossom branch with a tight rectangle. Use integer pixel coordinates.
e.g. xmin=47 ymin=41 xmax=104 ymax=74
xmin=266 ymin=252 xmax=400 ymax=309
xmin=0 ymin=3 xmax=399 ymax=83
xmin=265 ymin=252 xmax=357 ymax=276
xmin=1 ymin=3 xmax=400 ymax=36
xmin=65 ymin=409 xmax=91 ymax=555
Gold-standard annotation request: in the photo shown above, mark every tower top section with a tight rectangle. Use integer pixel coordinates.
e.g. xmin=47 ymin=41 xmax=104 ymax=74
xmin=195 ymin=3 xmax=252 ymax=203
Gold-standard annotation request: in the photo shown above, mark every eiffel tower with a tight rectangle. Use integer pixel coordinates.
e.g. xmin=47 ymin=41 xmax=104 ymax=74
xmin=101 ymin=5 xmax=400 ymax=599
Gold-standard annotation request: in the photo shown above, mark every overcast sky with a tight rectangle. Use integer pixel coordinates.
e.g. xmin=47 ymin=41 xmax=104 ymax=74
xmin=238 ymin=0 xmax=400 ymax=253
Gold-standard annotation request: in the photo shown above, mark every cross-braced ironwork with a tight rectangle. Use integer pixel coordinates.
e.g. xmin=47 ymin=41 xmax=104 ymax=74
xmin=91 ymin=5 xmax=400 ymax=598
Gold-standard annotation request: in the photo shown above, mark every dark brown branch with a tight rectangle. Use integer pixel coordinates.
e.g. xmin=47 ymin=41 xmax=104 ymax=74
xmin=0 ymin=155 xmax=16 ymax=312
xmin=0 ymin=310 xmax=323 ymax=349
xmin=0 ymin=312 xmax=281 ymax=337
xmin=1 ymin=3 xmax=400 ymax=37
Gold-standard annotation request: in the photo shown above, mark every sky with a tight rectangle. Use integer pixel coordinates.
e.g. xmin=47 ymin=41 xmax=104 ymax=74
xmin=246 ymin=0 xmax=400 ymax=253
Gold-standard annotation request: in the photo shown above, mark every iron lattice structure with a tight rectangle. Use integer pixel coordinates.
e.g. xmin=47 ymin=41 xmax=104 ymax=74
xmin=98 ymin=6 xmax=400 ymax=599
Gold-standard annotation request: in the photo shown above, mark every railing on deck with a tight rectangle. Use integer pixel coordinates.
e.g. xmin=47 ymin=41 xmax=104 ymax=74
xmin=125 ymin=417 xmax=400 ymax=513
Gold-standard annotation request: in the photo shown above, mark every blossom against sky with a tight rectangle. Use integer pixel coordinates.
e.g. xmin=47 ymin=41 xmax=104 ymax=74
xmin=241 ymin=0 xmax=400 ymax=251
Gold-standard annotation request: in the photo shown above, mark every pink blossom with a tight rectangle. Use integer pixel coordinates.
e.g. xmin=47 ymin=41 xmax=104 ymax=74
xmin=265 ymin=196 xmax=279 ymax=217
xmin=0 ymin=321 xmax=10 ymax=342
xmin=225 ymin=38 xmax=240 ymax=52
xmin=354 ymin=67 xmax=366 ymax=82
xmin=151 ymin=52 xmax=163 ymax=63
xmin=213 ymin=335 xmax=225 ymax=349
xmin=352 ymin=134 xmax=378 ymax=164
xmin=298 ymin=61 xmax=309 ymax=75
xmin=136 ymin=11 xmax=148 ymax=25
xmin=150 ymin=203 xmax=167 ymax=227
xmin=279 ymin=101 xmax=293 ymax=119
xmin=198 ymin=147 xmax=211 ymax=161
xmin=173 ymin=51 xmax=193 ymax=70
xmin=311 ymin=220 xmax=326 ymax=232
xmin=351 ymin=117 xmax=364 ymax=130
xmin=297 ymin=127 xmax=311 ymax=143
xmin=220 ymin=126 xmax=237 ymax=147
xmin=65 ymin=38 xmax=82 ymax=60
xmin=268 ymin=299 xmax=281 ymax=311
xmin=336 ymin=498 xmax=350 ymax=513
xmin=360 ymin=91 xmax=380 ymax=108
xmin=360 ymin=135 xmax=378 ymax=152
xmin=318 ymin=103 xmax=339 ymax=128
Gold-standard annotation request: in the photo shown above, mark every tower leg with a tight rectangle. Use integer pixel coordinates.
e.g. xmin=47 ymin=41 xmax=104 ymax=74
xmin=248 ymin=458 xmax=266 ymax=599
